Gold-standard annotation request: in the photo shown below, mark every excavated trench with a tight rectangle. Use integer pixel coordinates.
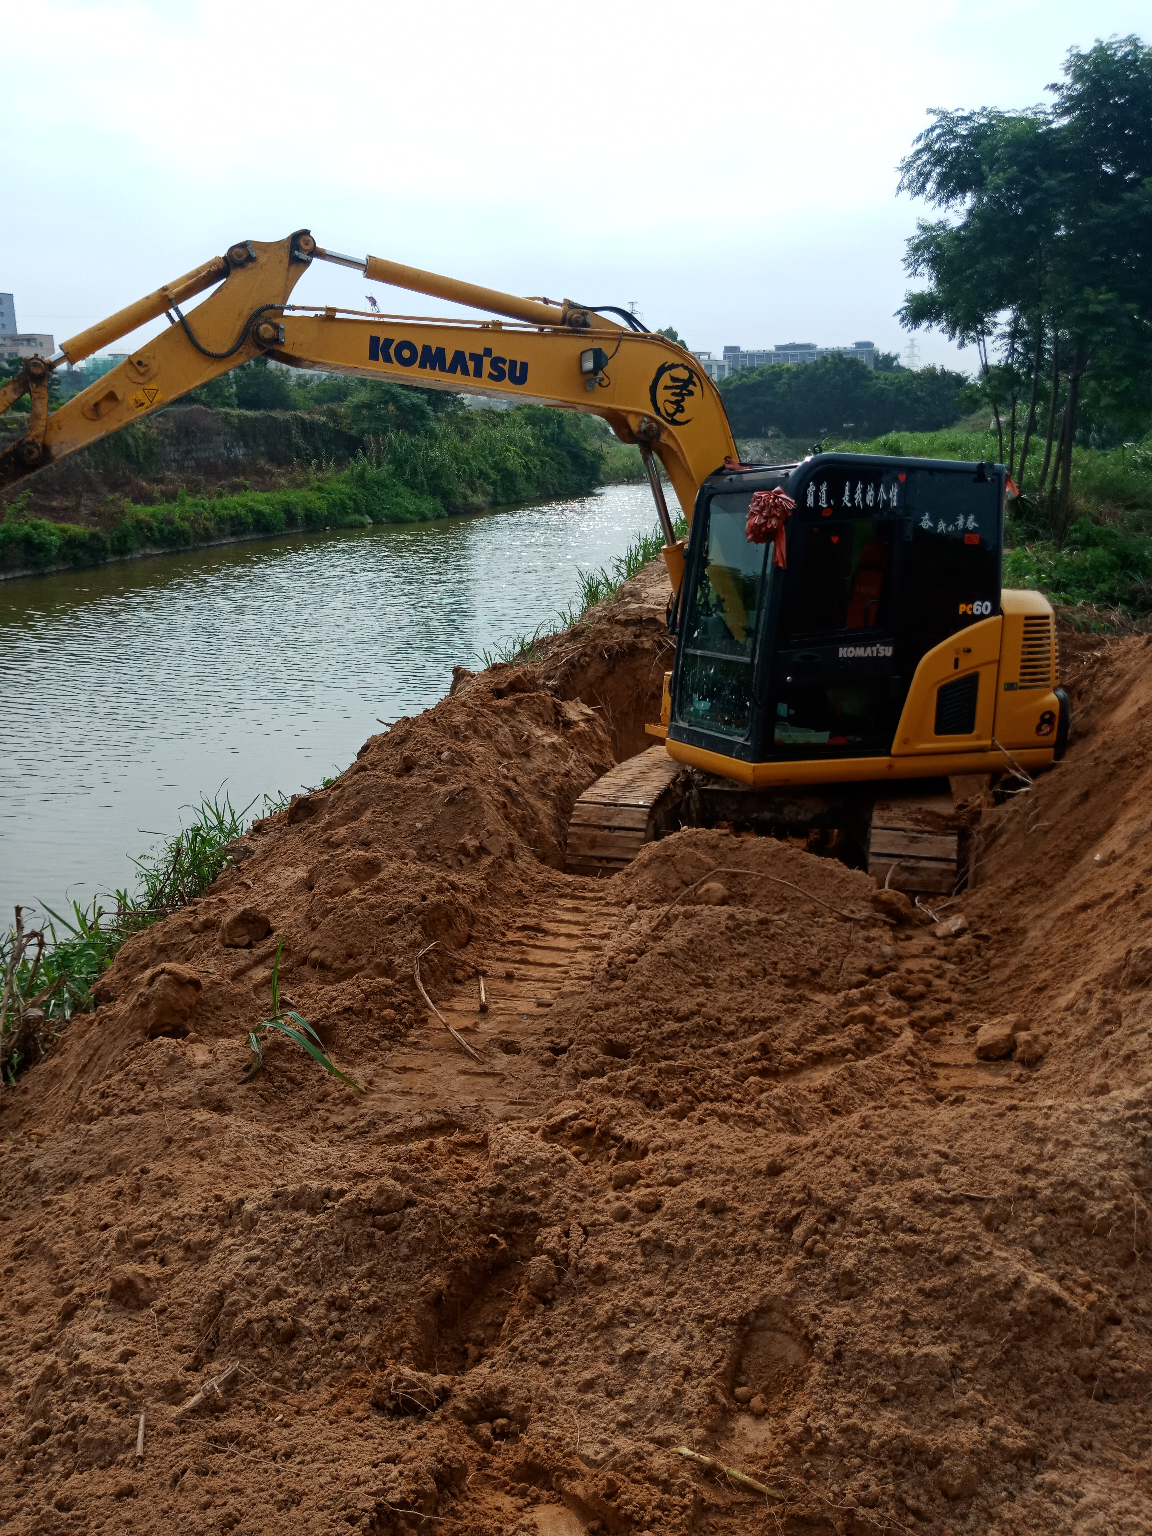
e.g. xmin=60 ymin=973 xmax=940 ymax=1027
xmin=0 ymin=563 xmax=1150 ymax=1536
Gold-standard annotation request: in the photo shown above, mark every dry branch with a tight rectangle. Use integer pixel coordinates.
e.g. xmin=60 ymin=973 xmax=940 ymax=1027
xmin=173 ymin=1362 xmax=240 ymax=1419
xmin=672 ymin=1445 xmax=785 ymax=1501
xmin=414 ymin=943 xmax=482 ymax=1062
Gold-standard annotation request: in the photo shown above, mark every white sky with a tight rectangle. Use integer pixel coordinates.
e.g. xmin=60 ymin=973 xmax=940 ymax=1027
xmin=5 ymin=0 xmax=1146 ymax=374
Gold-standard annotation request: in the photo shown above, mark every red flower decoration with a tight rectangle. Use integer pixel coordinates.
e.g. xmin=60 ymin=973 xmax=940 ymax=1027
xmin=746 ymin=488 xmax=795 ymax=568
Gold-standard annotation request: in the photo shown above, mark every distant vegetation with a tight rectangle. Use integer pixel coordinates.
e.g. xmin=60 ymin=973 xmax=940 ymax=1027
xmin=719 ymin=351 xmax=970 ymax=441
xmin=0 ymin=383 xmax=641 ymax=575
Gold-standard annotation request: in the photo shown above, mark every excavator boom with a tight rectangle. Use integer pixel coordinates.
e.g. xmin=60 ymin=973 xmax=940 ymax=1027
xmin=0 ymin=230 xmax=737 ymax=537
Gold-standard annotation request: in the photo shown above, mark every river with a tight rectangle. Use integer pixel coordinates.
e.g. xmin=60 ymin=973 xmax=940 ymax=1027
xmin=0 ymin=482 xmax=663 ymax=925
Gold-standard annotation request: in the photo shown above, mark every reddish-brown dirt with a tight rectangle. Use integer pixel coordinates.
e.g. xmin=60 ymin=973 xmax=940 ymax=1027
xmin=1 ymin=567 xmax=1150 ymax=1536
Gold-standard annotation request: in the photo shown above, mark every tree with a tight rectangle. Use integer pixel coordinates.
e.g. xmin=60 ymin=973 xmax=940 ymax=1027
xmin=657 ymin=326 xmax=686 ymax=347
xmin=338 ymin=379 xmax=463 ymax=438
xmin=718 ymin=352 xmax=967 ymax=438
xmin=188 ymin=372 xmax=236 ymax=408
xmin=898 ymin=36 xmax=1152 ymax=535
xmin=233 ymin=357 xmax=294 ymax=410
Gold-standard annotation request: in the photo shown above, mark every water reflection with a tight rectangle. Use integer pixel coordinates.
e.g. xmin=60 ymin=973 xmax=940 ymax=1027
xmin=0 ymin=483 xmax=658 ymax=919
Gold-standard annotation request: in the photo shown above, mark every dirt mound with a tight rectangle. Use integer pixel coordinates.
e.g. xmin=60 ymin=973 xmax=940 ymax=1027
xmin=1 ymin=577 xmax=1150 ymax=1535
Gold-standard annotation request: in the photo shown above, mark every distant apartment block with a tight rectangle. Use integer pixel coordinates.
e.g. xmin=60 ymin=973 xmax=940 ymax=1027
xmin=693 ymin=340 xmax=877 ymax=382
xmin=0 ymin=291 xmax=55 ymax=361
xmin=1 ymin=332 xmax=55 ymax=360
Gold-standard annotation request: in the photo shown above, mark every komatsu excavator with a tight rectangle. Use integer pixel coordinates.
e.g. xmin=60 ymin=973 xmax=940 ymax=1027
xmin=0 ymin=230 xmax=1069 ymax=893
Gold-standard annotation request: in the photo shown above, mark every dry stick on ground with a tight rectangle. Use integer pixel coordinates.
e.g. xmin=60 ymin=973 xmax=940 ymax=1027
xmin=650 ymin=867 xmax=889 ymax=934
xmin=991 ymin=736 xmax=1034 ymax=788
xmin=414 ymin=943 xmax=483 ymax=1062
xmin=135 ymin=1413 xmax=145 ymax=1460
xmin=672 ymin=1445 xmax=786 ymax=1502
xmin=173 ymin=1362 xmax=240 ymax=1419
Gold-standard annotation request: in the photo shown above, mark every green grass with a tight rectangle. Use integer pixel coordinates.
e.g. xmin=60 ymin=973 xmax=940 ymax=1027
xmin=0 ymin=790 xmax=286 ymax=1080
xmin=1003 ymin=519 xmax=1152 ymax=621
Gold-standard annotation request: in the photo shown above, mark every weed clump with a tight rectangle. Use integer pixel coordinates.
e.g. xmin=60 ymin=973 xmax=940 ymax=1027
xmin=242 ymin=940 xmax=362 ymax=1091
xmin=0 ymin=790 xmax=283 ymax=1081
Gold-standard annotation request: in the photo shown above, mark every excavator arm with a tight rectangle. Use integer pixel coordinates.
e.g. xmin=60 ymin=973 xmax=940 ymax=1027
xmin=0 ymin=230 xmax=737 ymax=549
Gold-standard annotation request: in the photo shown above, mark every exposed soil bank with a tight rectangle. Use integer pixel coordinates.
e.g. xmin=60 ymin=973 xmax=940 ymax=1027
xmin=1 ymin=563 xmax=1149 ymax=1534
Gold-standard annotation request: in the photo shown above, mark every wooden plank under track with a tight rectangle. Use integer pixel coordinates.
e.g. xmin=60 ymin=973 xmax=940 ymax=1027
xmin=868 ymin=793 xmax=960 ymax=896
xmin=565 ymin=745 xmax=684 ymax=878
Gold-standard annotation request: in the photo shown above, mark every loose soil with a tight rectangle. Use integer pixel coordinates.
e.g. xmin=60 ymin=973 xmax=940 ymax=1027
xmin=1 ymin=562 xmax=1150 ymax=1535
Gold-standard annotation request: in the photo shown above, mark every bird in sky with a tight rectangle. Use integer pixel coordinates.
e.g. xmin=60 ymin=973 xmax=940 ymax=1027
xmin=366 ymin=295 xmax=379 ymax=312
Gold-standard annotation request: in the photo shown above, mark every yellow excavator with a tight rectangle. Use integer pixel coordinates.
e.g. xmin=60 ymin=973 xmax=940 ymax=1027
xmin=0 ymin=230 xmax=1068 ymax=893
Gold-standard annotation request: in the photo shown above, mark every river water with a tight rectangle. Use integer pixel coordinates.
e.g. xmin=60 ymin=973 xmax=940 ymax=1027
xmin=0 ymin=482 xmax=662 ymax=925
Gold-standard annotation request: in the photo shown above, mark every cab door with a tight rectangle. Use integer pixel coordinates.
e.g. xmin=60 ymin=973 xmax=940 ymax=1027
xmin=671 ymin=492 xmax=773 ymax=758
xmin=767 ymin=466 xmax=907 ymax=759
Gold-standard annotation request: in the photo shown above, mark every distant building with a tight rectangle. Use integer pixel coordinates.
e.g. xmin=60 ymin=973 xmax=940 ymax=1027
xmin=81 ymin=353 xmax=129 ymax=379
xmin=693 ymin=340 xmax=878 ymax=382
xmin=52 ymin=354 xmax=131 ymax=399
xmin=1 ymin=333 xmax=55 ymax=360
xmin=0 ymin=292 xmax=56 ymax=359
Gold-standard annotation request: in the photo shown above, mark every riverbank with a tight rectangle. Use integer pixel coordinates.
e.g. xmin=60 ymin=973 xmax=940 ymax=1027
xmin=0 ymin=402 xmax=646 ymax=580
xmin=1 ymin=519 xmax=676 ymax=1031
xmin=0 ymin=482 xmax=668 ymax=923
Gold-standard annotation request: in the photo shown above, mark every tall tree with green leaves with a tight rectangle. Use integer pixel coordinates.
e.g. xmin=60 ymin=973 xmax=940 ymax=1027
xmin=898 ymin=36 xmax=1152 ymax=535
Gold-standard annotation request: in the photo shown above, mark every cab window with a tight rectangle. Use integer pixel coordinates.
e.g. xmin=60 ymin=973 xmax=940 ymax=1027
xmin=676 ymin=496 xmax=770 ymax=741
xmin=781 ymin=520 xmax=893 ymax=641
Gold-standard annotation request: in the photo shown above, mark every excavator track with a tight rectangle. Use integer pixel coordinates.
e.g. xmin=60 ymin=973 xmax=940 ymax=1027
xmin=565 ymin=755 xmax=969 ymax=898
xmin=564 ymin=745 xmax=686 ymax=877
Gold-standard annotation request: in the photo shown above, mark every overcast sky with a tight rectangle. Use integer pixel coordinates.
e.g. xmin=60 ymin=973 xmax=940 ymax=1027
xmin=5 ymin=0 xmax=1147 ymax=375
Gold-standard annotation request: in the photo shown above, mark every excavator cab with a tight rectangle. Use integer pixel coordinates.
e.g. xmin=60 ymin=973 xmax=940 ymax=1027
xmin=670 ymin=453 xmax=1012 ymax=776
xmin=572 ymin=451 xmax=1068 ymax=886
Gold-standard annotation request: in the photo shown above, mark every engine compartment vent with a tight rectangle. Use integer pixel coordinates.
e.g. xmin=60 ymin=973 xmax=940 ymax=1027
xmin=935 ymin=672 xmax=979 ymax=736
xmin=1019 ymin=614 xmax=1055 ymax=688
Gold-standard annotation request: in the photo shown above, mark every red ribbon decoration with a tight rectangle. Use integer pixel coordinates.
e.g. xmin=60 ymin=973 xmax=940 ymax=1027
xmin=746 ymin=488 xmax=795 ymax=568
